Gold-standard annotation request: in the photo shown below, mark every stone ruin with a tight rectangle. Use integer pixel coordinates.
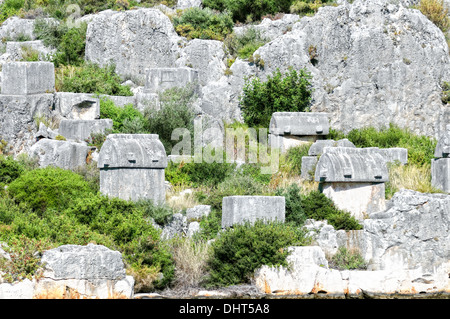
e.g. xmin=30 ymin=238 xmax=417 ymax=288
xmin=431 ymin=124 xmax=450 ymax=193
xmin=97 ymin=134 xmax=168 ymax=203
xmin=269 ymin=112 xmax=330 ymax=153
xmin=314 ymin=147 xmax=389 ymax=221
xmin=144 ymin=67 xmax=199 ymax=94
xmin=221 ymin=196 xmax=285 ymax=228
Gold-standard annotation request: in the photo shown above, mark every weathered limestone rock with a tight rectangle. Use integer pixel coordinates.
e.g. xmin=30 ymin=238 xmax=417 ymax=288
xmin=176 ymin=0 xmax=202 ymax=9
xmin=97 ymin=134 xmax=168 ymax=203
xmin=0 ymin=279 xmax=34 ymax=299
xmin=0 ymin=17 xmax=37 ymax=42
xmin=434 ymin=124 xmax=450 ymax=158
xmin=53 ymin=92 xmax=100 ymax=120
xmin=363 ymin=189 xmax=450 ymax=273
xmin=315 ymin=147 xmax=389 ymax=220
xmin=1 ymin=62 xmax=55 ymax=95
xmin=254 ymin=244 xmax=450 ymax=296
xmin=175 ymin=39 xmax=227 ymax=86
xmin=251 ymin=0 xmax=450 ymax=139
xmin=0 ymin=94 xmax=54 ymax=155
xmin=186 ymin=205 xmax=211 ymax=221
xmin=431 ymin=124 xmax=450 ymax=192
xmin=5 ymin=40 xmax=56 ymax=61
xmin=221 ymin=196 xmax=285 ymax=228
xmin=431 ymin=158 xmax=450 ymax=193
xmin=58 ymin=119 xmax=113 ymax=141
xmin=233 ymin=14 xmax=300 ymax=41
xmin=29 ymin=139 xmax=90 ymax=170
xmin=35 ymin=244 xmax=134 ymax=299
xmin=144 ymin=67 xmax=199 ymax=94
xmin=85 ymin=8 xmax=182 ymax=83
xmin=269 ymin=112 xmax=330 ymax=153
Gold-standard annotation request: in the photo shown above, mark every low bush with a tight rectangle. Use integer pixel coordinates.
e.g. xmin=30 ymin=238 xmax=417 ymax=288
xmin=224 ymin=27 xmax=270 ymax=60
xmin=329 ymin=247 xmax=367 ymax=270
xmin=172 ymin=7 xmax=234 ymax=41
xmin=290 ymin=0 xmax=334 ymax=15
xmin=344 ymin=124 xmax=436 ymax=167
xmin=0 ymin=0 xmax=24 ymax=24
xmin=100 ymin=98 xmax=145 ymax=133
xmin=7 ymin=166 xmax=94 ymax=213
xmin=417 ymin=0 xmax=450 ymax=33
xmin=275 ymin=183 xmax=306 ymax=226
xmin=0 ymin=155 xmax=25 ymax=187
xmin=301 ymin=190 xmax=362 ymax=230
xmin=205 ymin=220 xmax=310 ymax=287
xmin=240 ymin=67 xmax=313 ymax=128
xmin=203 ymin=0 xmax=294 ymax=23
xmin=143 ymin=86 xmax=197 ymax=154
xmin=56 ymin=62 xmax=133 ymax=96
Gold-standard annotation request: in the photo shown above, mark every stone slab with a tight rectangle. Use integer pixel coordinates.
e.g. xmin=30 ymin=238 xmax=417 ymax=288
xmin=221 ymin=196 xmax=285 ymax=228
xmin=1 ymin=62 xmax=55 ymax=95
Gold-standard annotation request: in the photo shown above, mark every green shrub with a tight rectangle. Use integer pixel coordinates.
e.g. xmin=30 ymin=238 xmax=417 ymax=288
xmin=281 ymin=143 xmax=312 ymax=176
xmin=172 ymin=7 xmax=233 ymax=41
xmin=329 ymin=247 xmax=367 ymax=270
xmin=0 ymin=155 xmax=25 ymax=186
xmin=100 ymin=98 xmax=145 ymax=133
xmin=344 ymin=124 xmax=436 ymax=167
xmin=301 ymin=191 xmax=362 ymax=230
xmin=206 ymin=220 xmax=310 ymax=287
xmin=166 ymin=157 xmax=236 ymax=189
xmin=224 ymin=27 xmax=270 ymax=60
xmin=240 ymin=67 xmax=313 ymax=128
xmin=33 ymin=18 xmax=68 ymax=48
xmin=57 ymin=62 xmax=133 ymax=96
xmin=0 ymin=235 xmax=53 ymax=283
xmin=52 ymin=23 xmax=87 ymax=66
xmin=275 ymin=183 xmax=306 ymax=226
xmin=290 ymin=0 xmax=332 ymax=15
xmin=7 ymin=166 xmax=94 ymax=212
xmin=143 ymin=85 xmax=197 ymax=154
xmin=203 ymin=0 xmax=294 ymax=22
xmin=417 ymin=0 xmax=450 ymax=33
xmin=200 ymin=174 xmax=269 ymax=210
xmin=134 ymin=199 xmax=175 ymax=227
xmin=0 ymin=0 xmax=24 ymax=25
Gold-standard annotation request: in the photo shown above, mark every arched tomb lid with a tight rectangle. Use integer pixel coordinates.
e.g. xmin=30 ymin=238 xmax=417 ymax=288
xmin=314 ymin=147 xmax=389 ymax=183
xmin=269 ymin=112 xmax=330 ymax=136
xmin=97 ymin=134 xmax=168 ymax=169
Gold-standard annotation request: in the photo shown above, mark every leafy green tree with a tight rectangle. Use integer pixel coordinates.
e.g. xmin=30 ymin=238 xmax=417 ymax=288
xmin=240 ymin=67 xmax=313 ymax=128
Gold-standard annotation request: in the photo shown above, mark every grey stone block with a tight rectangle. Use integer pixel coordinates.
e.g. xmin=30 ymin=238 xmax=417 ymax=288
xmin=186 ymin=205 xmax=211 ymax=220
xmin=308 ymin=139 xmax=356 ymax=156
xmin=431 ymin=158 xmax=450 ymax=193
xmin=269 ymin=112 xmax=330 ymax=136
xmin=1 ymin=62 xmax=55 ymax=95
xmin=30 ymin=139 xmax=90 ymax=170
xmin=144 ymin=67 xmax=199 ymax=94
xmin=58 ymin=119 xmax=113 ymax=141
xmin=5 ymin=40 xmax=56 ymax=61
xmin=222 ymin=196 xmax=285 ymax=228
xmin=301 ymin=156 xmax=318 ymax=180
xmin=379 ymin=147 xmax=408 ymax=165
xmin=315 ymin=147 xmax=389 ymax=183
xmin=53 ymin=92 xmax=100 ymax=120
xmin=98 ymin=134 xmax=168 ymax=203
xmin=41 ymin=244 xmax=126 ymax=280
xmin=434 ymin=124 xmax=450 ymax=158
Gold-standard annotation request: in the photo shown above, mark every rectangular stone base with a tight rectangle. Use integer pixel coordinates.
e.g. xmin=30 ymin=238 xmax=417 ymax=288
xmin=222 ymin=196 xmax=285 ymax=228
xmin=100 ymin=168 xmax=165 ymax=203
xmin=431 ymin=158 xmax=450 ymax=193
xmin=321 ymin=182 xmax=386 ymax=221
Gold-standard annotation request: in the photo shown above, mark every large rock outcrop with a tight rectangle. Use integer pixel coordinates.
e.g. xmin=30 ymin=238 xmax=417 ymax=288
xmin=85 ymin=8 xmax=183 ymax=83
xmin=231 ymin=0 xmax=450 ymax=138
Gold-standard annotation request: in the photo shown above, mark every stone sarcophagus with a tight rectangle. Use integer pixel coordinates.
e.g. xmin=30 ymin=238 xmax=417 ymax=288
xmin=269 ymin=112 xmax=330 ymax=153
xmin=1 ymin=62 xmax=55 ymax=95
xmin=314 ymin=147 xmax=389 ymax=220
xmin=431 ymin=124 xmax=450 ymax=193
xmin=97 ymin=134 xmax=168 ymax=203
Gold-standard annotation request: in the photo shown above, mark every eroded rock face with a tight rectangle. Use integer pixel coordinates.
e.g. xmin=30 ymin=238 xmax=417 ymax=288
xmin=241 ymin=0 xmax=450 ymax=138
xmin=85 ymin=8 xmax=183 ymax=83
